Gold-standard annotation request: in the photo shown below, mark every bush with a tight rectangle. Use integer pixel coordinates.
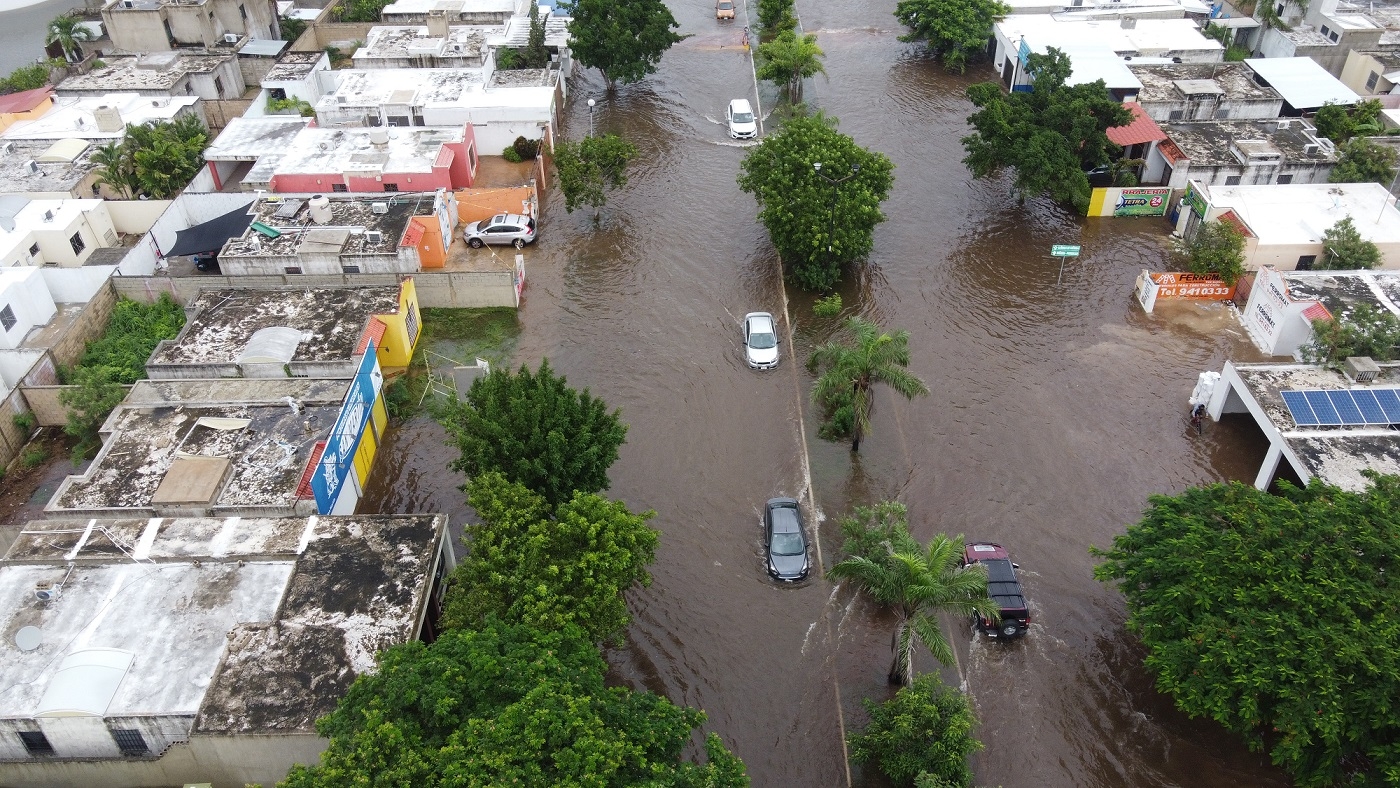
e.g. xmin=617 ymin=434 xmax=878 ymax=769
xmin=512 ymin=136 xmax=540 ymax=160
xmin=813 ymin=293 xmax=842 ymax=317
xmin=11 ymin=412 xmax=36 ymax=434
xmin=19 ymin=444 xmax=47 ymax=468
xmin=848 ymin=674 xmax=981 ymax=787
xmin=1301 ymin=303 xmax=1400 ymax=364
xmin=280 ymin=17 xmax=307 ymax=42
xmin=502 ymin=145 xmax=523 ymax=163
xmin=77 ymin=295 xmax=185 ymax=384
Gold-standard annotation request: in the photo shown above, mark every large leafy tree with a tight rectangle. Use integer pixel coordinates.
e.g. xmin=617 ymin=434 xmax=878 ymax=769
xmin=93 ymin=116 xmax=208 ymax=199
xmin=440 ymin=358 xmax=626 ymax=505
xmin=808 ymin=317 xmax=928 ymax=452
xmin=1301 ymin=302 xmax=1400 ymax=364
xmin=46 ymin=15 xmax=93 ymax=62
xmin=280 ymin=619 xmax=748 ymax=787
xmin=562 ymin=0 xmax=683 ymax=87
xmin=1330 ymin=137 xmax=1398 ymax=185
xmin=738 ymin=110 xmax=895 ymax=292
xmin=848 ymin=674 xmax=981 ymax=787
xmin=1175 ymin=218 xmax=1245 ymax=285
xmin=553 ymin=133 xmax=638 ymax=216
xmin=756 ymin=0 xmax=797 ymax=37
xmin=962 ymin=48 xmax=1132 ymax=212
xmin=1312 ymin=99 xmax=1383 ymax=143
xmin=756 ymin=30 xmax=825 ymax=100
xmin=1092 ymin=476 xmax=1400 ymax=788
xmin=442 ymin=472 xmax=658 ymax=644
xmin=894 ymin=0 xmax=1010 ymax=73
xmin=1320 ymin=215 xmax=1381 ymax=270
xmin=828 ymin=504 xmax=996 ymax=684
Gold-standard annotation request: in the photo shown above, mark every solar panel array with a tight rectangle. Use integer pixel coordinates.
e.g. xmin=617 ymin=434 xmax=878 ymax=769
xmin=1280 ymin=388 xmax=1400 ymax=427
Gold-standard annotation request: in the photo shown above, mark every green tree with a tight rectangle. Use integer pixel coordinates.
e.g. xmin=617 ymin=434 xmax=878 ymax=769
xmin=440 ymin=358 xmax=626 ymax=504
xmin=0 ymin=63 xmax=50 ymax=95
xmin=59 ymin=366 xmax=126 ymax=459
xmin=280 ymin=17 xmax=307 ymax=42
xmin=756 ymin=30 xmax=825 ymax=100
xmin=1313 ymin=99 xmax=1384 ymax=143
xmin=1175 ymin=218 xmax=1245 ymax=285
xmin=280 ymin=619 xmax=748 ymax=787
xmin=894 ymin=0 xmax=1010 ymax=73
xmin=808 ymin=317 xmax=928 ymax=452
xmin=93 ymin=116 xmax=208 ymax=199
xmin=46 ymin=15 xmax=93 ymax=63
xmin=1330 ymin=137 xmax=1398 ymax=185
xmin=1092 ymin=476 xmax=1400 ymax=788
xmin=90 ymin=140 xmax=137 ymax=200
xmin=561 ymin=0 xmax=683 ymax=88
xmin=553 ymin=133 xmax=638 ymax=216
xmin=441 ymin=473 xmax=658 ymax=643
xmin=829 ymin=505 xmax=996 ymax=684
xmin=1320 ymin=215 xmax=1381 ymax=270
xmin=1301 ymin=302 xmax=1400 ymax=363
xmin=962 ymin=48 xmax=1133 ymax=212
xmin=738 ymin=109 xmax=895 ymax=292
xmin=756 ymin=0 xmax=797 ymax=36
xmin=336 ymin=0 xmax=391 ymax=23
xmin=848 ymin=674 xmax=981 ymax=787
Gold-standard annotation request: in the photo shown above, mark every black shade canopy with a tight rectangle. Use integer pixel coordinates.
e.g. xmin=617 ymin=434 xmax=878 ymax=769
xmin=166 ymin=204 xmax=255 ymax=257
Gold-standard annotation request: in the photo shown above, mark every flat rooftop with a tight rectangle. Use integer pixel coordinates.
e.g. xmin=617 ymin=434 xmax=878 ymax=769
xmin=220 ymin=195 xmax=429 ymax=257
xmin=1161 ymin=119 xmax=1335 ymax=165
xmin=1130 ymin=62 xmax=1282 ymax=102
xmin=997 ymin=15 xmax=1224 ymax=55
xmin=1198 ymin=181 xmax=1400 ymax=245
xmin=0 ymin=513 xmax=445 ymax=735
xmin=0 ymin=197 xmax=105 ymax=256
xmin=318 ymin=66 xmax=557 ymax=110
xmin=57 ymin=53 xmax=232 ymax=93
xmin=204 ymin=116 xmax=312 ymax=162
xmin=270 ymin=124 xmax=464 ymax=176
xmin=48 ymin=378 xmax=348 ymax=516
xmin=154 ymin=286 xmax=401 ymax=364
xmin=354 ymin=23 xmax=499 ymax=60
xmin=1 ymin=94 xmax=200 ymax=141
xmin=0 ymin=140 xmax=98 ymax=194
xmin=262 ymin=51 xmax=328 ymax=83
xmin=1245 ymin=57 xmax=1359 ymax=108
xmin=1227 ymin=362 xmax=1400 ymax=490
xmin=380 ymin=0 xmax=518 ymax=15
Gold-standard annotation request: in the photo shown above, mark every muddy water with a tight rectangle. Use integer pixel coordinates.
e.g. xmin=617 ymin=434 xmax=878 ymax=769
xmin=363 ymin=0 xmax=1297 ymax=784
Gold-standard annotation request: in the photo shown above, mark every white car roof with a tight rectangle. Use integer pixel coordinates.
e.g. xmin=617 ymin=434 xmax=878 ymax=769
xmin=745 ymin=312 xmax=774 ymax=330
xmin=730 ymin=99 xmax=752 ymax=113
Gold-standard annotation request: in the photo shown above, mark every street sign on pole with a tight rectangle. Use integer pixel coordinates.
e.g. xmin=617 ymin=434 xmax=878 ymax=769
xmin=1050 ymin=244 xmax=1081 ymax=257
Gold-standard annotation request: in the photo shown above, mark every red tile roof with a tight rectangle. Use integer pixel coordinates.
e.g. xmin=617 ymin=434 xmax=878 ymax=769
xmin=1302 ymin=302 xmax=1332 ymax=322
xmin=0 ymin=86 xmax=52 ymax=115
xmin=1106 ymin=102 xmax=1168 ymax=147
xmin=400 ymin=221 xmax=424 ymax=248
xmin=1217 ymin=209 xmax=1254 ymax=239
xmin=1158 ymin=139 xmax=1187 ymax=164
xmin=355 ymin=318 xmax=386 ymax=355
xmin=295 ymin=441 xmax=327 ymax=499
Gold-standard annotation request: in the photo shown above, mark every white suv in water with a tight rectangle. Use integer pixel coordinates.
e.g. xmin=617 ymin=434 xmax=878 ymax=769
xmin=727 ymin=99 xmax=757 ymax=140
xmin=743 ymin=312 xmax=779 ymax=369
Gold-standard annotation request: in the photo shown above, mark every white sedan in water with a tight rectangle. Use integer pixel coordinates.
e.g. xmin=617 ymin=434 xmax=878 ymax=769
xmin=743 ymin=312 xmax=779 ymax=369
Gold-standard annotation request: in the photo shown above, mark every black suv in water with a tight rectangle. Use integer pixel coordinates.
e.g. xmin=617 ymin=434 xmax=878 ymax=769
xmin=962 ymin=542 xmax=1030 ymax=639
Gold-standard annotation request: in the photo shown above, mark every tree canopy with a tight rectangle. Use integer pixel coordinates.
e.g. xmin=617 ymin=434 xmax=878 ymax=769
xmin=442 ymin=472 xmax=658 ymax=644
xmin=1320 ymin=215 xmax=1381 ymax=270
xmin=46 ymin=15 xmax=93 ymax=62
xmin=737 ymin=110 xmax=894 ymax=292
xmin=1301 ymin=302 xmax=1400 ymax=364
xmin=561 ymin=0 xmax=683 ymax=86
xmin=755 ymin=30 xmax=825 ymax=99
xmin=756 ymin=0 xmax=797 ymax=37
xmin=553 ymin=133 xmax=639 ymax=215
xmin=280 ymin=619 xmax=748 ymax=788
xmin=962 ymin=48 xmax=1132 ymax=212
xmin=440 ymin=358 xmax=627 ymax=505
xmin=1312 ymin=99 xmax=1383 ymax=143
xmin=93 ymin=115 xmax=208 ymax=199
xmin=808 ymin=317 xmax=927 ymax=451
xmin=1092 ymin=476 xmax=1400 ymax=787
xmin=894 ymin=0 xmax=1010 ymax=73
xmin=1175 ymin=218 xmax=1245 ymax=285
xmin=848 ymin=674 xmax=981 ymax=787
xmin=1330 ymin=137 xmax=1398 ymax=186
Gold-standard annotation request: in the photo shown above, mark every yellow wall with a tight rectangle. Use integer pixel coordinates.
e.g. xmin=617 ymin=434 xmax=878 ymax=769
xmin=0 ymin=96 xmax=53 ymax=134
xmin=351 ymin=389 xmax=387 ymax=490
xmin=373 ymin=278 xmax=422 ymax=369
xmin=1341 ymin=51 xmax=1386 ymax=96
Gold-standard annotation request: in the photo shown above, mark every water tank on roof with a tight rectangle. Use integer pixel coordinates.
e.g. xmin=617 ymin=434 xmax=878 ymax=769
xmin=308 ymin=194 xmax=332 ymax=225
xmin=369 ymin=127 xmax=390 ymax=146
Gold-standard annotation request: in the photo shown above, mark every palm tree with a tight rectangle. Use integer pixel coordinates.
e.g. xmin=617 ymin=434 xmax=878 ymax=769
xmin=755 ymin=30 xmax=826 ymax=100
xmin=829 ymin=531 xmax=998 ymax=685
xmin=90 ymin=140 xmax=136 ymax=200
xmin=46 ymin=15 xmax=94 ymax=63
xmin=808 ymin=316 xmax=928 ymax=452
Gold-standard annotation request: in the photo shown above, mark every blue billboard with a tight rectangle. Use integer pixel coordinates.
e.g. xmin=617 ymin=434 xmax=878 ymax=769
xmin=311 ymin=344 xmax=382 ymax=514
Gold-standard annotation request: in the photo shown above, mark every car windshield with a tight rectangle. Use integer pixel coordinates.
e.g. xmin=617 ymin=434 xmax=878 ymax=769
xmin=719 ymin=2 xmax=733 ymax=7
xmin=732 ymin=111 xmax=754 ymax=124
xmin=748 ymin=330 xmax=776 ymax=349
xmin=771 ymin=532 xmax=804 ymax=556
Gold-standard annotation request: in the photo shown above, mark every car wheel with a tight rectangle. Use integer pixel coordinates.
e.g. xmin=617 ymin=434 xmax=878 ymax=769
xmin=467 ymin=238 xmax=484 ymax=248
xmin=1000 ymin=621 xmax=1021 ymax=638
xmin=513 ymin=238 xmax=525 ymax=249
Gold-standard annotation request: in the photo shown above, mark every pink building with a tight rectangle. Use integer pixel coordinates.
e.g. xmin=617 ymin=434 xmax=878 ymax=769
xmin=231 ymin=123 xmax=478 ymax=194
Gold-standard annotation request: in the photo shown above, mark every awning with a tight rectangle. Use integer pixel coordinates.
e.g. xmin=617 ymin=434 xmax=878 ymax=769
xmin=1107 ymin=102 xmax=1168 ymax=147
xmin=166 ymin=204 xmax=256 ymax=257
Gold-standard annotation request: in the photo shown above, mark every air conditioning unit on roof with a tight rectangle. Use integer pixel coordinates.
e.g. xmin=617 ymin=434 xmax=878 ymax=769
xmin=224 ymin=33 xmax=240 ymax=43
xmin=1344 ymin=356 xmax=1381 ymax=384
xmin=365 ymin=230 xmax=383 ymax=243
xmin=371 ymin=202 xmax=388 ymax=214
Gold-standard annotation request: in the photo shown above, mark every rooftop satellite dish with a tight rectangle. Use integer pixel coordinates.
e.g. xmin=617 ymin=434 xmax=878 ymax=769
xmin=14 ymin=626 xmax=42 ymax=652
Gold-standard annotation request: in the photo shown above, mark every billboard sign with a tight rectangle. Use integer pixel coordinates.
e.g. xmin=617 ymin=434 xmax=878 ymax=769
xmin=1136 ymin=271 xmax=1235 ymax=312
xmin=1183 ymin=182 xmax=1209 ymax=219
xmin=1112 ymin=187 xmax=1170 ymax=217
xmin=311 ymin=343 xmax=384 ymax=514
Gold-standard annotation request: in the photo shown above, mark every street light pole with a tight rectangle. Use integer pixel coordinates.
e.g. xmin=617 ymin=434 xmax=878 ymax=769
xmin=587 ymin=98 xmax=596 ymax=137
xmin=813 ymin=161 xmax=860 ymax=268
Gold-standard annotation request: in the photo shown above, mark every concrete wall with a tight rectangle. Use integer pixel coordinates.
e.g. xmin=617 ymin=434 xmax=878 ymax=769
xmin=118 ymin=192 xmax=257 ymax=275
xmin=112 ymin=270 xmax=517 ymax=307
xmin=1172 ymin=160 xmax=1335 ymax=188
xmin=0 ymin=731 xmax=326 ymax=788
xmin=49 ymin=281 xmax=119 ymax=369
xmin=0 ymin=387 xmax=31 ymax=470
xmin=1141 ymin=97 xmax=1284 ymax=121
xmin=41 ymin=266 xmax=116 ymax=303
xmin=106 ymin=199 xmax=170 ymax=235
xmin=202 ymin=98 xmax=258 ymax=131
xmin=455 ymin=185 xmax=534 ymax=223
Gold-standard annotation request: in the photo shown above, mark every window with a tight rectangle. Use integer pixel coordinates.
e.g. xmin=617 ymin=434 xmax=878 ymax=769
xmin=69 ymin=232 xmax=85 ymax=255
xmin=383 ymin=183 xmax=399 ymax=192
xmin=269 ymin=87 xmax=287 ymax=101
xmin=1297 ymin=255 xmax=1316 ymax=270
xmin=1276 ymin=174 xmax=1293 ymax=184
xmin=1168 ymin=109 xmax=1185 ymax=120
xmin=18 ymin=731 xmax=54 ymax=756
xmin=1276 ymin=2 xmax=1284 ymax=15
xmin=405 ymin=303 xmax=419 ymax=346
xmin=1320 ymin=24 xmax=1330 ymax=36
xmin=342 ymin=265 xmax=361 ymax=273
xmin=284 ymin=266 xmax=303 ymax=274
xmin=27 ymin=242 xmax=39 ymax=258
xmin=1368 ymin=71 xmax=1381 ymax=91
xmin=468 ymin=143 xmax=477 ymax=171
xmin=0 ymin=304 xmax=16 ymax=332
xmin=1225 ymin=175 xmax=1242 ymax=185
xmin=214 ymin=76 xmax=224 ymax=97
xmin=331 ymin=183 xmax=348 ymax=192
xmin=110 ymin=729 xmax=148 ymax=756
xmin=1330 ymin=30 xmax=1339 ymax=42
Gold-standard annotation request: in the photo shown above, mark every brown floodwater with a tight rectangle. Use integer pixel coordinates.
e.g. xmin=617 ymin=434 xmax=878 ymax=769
xmin=362 ymin=1 xmax=1297 ymax=784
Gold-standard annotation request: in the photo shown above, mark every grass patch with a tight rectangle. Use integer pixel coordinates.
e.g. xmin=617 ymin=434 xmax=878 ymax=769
xmin=19 ymin=444 xmax=48 ymax=469
xmin=387 ymin=308 xmax=522 ymax=421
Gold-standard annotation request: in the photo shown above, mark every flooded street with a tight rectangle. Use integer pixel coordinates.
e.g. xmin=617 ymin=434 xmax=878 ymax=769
xmin=367 ymin=0 xmax=1297 ymax=784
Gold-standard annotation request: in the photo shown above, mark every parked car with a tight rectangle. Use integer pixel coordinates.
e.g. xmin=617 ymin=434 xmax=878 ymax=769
xmin=716 ymin=0 xmax=734 ymax=19
xmin=764 ymin=497 xmax=809 ymax=581
xmin=742 ymin=311 xmax=779 ymax=369
xmin=463 ymin=213 xmax=537 ymax=248
xmin=727 ymin=99 xmax=757 ymax=140
xmin=962 ymin=542 xmax=1030 ymax=639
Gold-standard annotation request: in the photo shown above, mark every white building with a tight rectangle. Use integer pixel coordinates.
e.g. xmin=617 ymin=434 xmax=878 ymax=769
xmin=0 ymin=197 xmax=120 ymax=268
xmin=0 ymin=94 xmax=202 ymax=142
xmin=55 ymin=52 xmax=246 ymax=102
xmin=1243 ymin=57 xmax=1360 ymax=114
xmin=0 ymin=267 xmax=56 ymax=352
